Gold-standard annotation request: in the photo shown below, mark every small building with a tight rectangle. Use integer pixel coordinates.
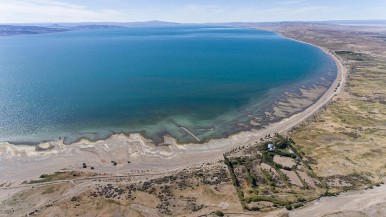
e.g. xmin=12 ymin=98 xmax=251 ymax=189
xmin=267 ymin=143 xmax=275 ymax=151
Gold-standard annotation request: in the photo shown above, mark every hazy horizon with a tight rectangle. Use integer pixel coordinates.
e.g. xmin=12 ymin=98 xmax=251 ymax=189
xmin=1 ymin=0 xmax=386 ymax=24
xmin=2 ymin=19 xmax=386 ymax=26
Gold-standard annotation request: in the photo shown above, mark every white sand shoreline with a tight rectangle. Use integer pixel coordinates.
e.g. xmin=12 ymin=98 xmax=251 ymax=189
xmin=0 ymin=32 xmax=346 ymax=184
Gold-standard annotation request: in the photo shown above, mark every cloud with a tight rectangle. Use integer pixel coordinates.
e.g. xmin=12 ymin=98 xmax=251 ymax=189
xmin=0 ymin=0 xmax=129 ymax=23
xmin=0 ymin=0 xmax=384 ymax=24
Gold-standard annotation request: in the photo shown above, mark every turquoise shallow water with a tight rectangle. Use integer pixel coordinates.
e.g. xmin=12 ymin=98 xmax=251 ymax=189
xmin=0 ymin=26 xmax=336 ymax=144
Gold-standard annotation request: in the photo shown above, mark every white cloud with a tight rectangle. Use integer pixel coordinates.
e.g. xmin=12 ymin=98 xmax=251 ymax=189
xmin=0 ymin=0 xmax=129 ymax=23
xmin=0 ymin=0 xmax=384 ymax=24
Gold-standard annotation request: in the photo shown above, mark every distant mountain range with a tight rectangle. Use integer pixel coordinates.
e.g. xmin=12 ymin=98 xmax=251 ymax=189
xmin=0 ymin=25 xmax=117 ymax=36
xmin=0 ymin=25 xmax=67 ymax=36
xmin=322 ymin=20 xmax=386 ymax=26
xmin=0 ymin=21 xmax=181 ymax=36
xmin=1 ymin=20 xmax=385 ymax=36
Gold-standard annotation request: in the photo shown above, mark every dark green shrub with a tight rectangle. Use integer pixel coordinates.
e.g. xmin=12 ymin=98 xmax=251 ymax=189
xmin=214 ymin=210 xmax=224 ymax=216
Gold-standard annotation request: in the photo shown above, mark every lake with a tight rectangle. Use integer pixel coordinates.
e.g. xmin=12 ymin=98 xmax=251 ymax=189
xmin=0 ymin=26 xmax=337 ymax=144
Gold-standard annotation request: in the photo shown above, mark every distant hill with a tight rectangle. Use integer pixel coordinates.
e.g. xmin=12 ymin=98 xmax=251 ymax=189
xmin=322 ymin=20 xmax=386 ymax=26
xmin=45 ymin=21 xmax=180 ymax=28
xmin=0 ymin=24 xmax=123 ymax=36
xmin=0 ymin=25 xmax=68 ymax=36
xmin=4 ymin=20 xmax=385 ymax=36
xmin=120 ymin=20 xmax=180 ymax=27
xmin=0 ymin=21 xmax=181 ymax=36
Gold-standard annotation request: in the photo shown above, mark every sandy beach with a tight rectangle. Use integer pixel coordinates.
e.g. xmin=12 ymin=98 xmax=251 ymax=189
xmin=0 ymin=24 xmax=356 ymax=217
xmin=0 ymin=39 xmax=346 ymax=186
xmin=4 ymin=21 xmax=386 ymax=217
xmin=0 ymin=0 xmax=384 ymax=213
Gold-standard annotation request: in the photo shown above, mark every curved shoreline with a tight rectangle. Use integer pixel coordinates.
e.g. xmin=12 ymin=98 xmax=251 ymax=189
xmin=0 ymin=27 xmax=335 ymax=147
xmin=0 ymin=32 xmax=346 ymax=183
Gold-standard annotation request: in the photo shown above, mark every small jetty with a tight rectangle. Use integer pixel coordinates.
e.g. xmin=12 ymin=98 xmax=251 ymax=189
xmin=179 ymin=127 xmax=200 ymax=142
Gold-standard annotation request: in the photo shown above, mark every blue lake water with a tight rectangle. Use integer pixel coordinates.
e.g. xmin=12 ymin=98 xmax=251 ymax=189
xmin=0 ymin=26 xmax=337 ymax=144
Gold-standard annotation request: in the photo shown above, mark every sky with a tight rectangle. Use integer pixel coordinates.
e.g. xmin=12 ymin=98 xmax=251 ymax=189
xmin=0 ymin=0 xmax=385 ymax=23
